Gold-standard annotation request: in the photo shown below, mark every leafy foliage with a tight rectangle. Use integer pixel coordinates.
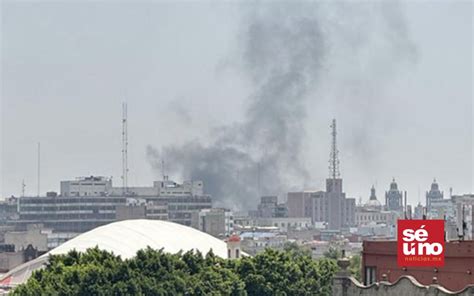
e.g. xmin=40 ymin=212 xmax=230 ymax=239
xmin=13 ymin=246 xmax=338 ymax=296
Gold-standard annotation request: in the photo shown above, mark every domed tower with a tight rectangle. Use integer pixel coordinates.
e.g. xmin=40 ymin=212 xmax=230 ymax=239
xmin=226 ymin=234 xmax=241 ymax=259
xmin=385 ymin=178 xmax=403 ymax=212
xmin=365 ymin=185 xmax=382 ymax=211
xmin=426 ymin=178 xmax=443 ymax=212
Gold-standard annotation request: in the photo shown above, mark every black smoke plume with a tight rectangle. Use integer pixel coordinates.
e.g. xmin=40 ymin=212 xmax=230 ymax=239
xmin=147 ymin=2 xmax=417 ymax=210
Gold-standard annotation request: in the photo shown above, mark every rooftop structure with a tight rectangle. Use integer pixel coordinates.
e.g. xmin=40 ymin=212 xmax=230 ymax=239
xmin=385 ymin=178 xmax=403 ymax=212
xmin=365 ymin=185 xmax=382 ymax=211
xmin=426 ymin=179 xmax=444 ymax=212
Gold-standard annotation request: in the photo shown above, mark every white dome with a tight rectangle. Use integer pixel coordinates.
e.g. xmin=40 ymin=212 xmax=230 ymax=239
xmin=0 ymin=219 xmax=236 ymax=288
xmin=49 ymin=219 xmax=229 ymax=259
xmin=365 ymin=199 xmax=382 ymax=208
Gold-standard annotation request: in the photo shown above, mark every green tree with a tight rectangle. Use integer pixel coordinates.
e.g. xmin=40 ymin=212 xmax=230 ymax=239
xmin=13 ymin=247 xmax=338 ymax=296
xmin=323 ymin=247 xmax=342 ymax=260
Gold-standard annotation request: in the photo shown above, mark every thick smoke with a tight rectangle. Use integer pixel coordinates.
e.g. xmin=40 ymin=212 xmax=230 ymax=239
xmin=147 ymin=2 xmax=417 ymax=210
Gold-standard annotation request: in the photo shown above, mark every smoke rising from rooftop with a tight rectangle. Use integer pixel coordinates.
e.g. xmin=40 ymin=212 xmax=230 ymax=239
xmin=147 ymin=2 xmax=417 ymax=210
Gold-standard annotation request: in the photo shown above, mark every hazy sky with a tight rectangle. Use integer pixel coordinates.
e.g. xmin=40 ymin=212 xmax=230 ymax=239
xmin=1 ymin=1 xmax=472 ymax=208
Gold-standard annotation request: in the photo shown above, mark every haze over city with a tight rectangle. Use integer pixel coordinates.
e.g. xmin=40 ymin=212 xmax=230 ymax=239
xmin=1 ymin=1 xmax=473 ymax=210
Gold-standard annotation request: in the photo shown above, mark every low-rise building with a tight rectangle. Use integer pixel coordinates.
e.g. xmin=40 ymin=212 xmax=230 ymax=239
xmin=361 ymin=240 xmax=474 ymax=291
xmin=234 ymin=216 xmax=311 ymax=233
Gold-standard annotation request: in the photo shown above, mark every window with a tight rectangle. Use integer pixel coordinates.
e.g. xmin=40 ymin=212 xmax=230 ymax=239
xmin=236 ymin=249 xmax=240 ymax=258
xmin=228 ymin=249 xmax=231 ymax=258
xmin=364 ymin=266 xmax=376 ymax=285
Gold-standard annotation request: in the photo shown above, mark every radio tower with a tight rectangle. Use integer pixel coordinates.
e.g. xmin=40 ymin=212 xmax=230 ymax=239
xmin=122 ymin=103 xmax=129 ymax=195
xmin=328 ymin=119 xmax=340 ymax=179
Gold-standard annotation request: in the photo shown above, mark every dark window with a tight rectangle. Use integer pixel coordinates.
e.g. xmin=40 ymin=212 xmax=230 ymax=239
xmin=364 ymin=266 xmax=376 ymax=285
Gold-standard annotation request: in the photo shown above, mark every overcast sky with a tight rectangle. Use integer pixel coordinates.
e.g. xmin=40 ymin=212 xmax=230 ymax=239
xmin=1 ymin=1 xmax=472 ymax=208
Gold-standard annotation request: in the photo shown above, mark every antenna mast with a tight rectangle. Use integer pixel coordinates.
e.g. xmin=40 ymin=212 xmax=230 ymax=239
xmin=161 ymin=158 xmax=166 ymax=181
xmin=328 ymin=119 xmax=340 ymax=179
xmin=37 ymin=142 xmax=40 ymax=197
xmin=122 ymin=103 xmax=129 ymax=195
xmin=22 ymin=180 xmax=26 ymax=197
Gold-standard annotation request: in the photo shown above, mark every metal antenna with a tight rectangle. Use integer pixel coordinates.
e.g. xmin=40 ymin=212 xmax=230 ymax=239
xmin=328 ymin=119 xmax=340 ymax=179
xmin=121 ymin=103 xmax=129 ymax=195
xmin=161 ymin=158 xmax=166 ymax=181
xmin=22 ymin=179 xmax=26 ymax=197
xmin=257 ymin=162 xmax=261 ymax=198
xmin=37 ymin=142 xmax=40 ymax=197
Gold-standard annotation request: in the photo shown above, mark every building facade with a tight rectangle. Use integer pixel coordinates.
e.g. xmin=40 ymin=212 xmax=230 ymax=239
xmin=426 ymin=179 xmax=444 ymax=213
xmin=362 ymin=240 xmax=474 ymax=292
xmin=385 ymin=178 xmax=403 ymax=212
xmin=12 ymin=177 xmax=211 ymax=233
xmin=191 ymin=208 xmax=233 ymax=238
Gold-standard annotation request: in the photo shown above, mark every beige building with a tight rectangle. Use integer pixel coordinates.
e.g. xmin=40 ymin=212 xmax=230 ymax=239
xmin=4 ymin=225 xmax=48 ymax=252
xmin=191 ymin=208 xmax=232 ymax=238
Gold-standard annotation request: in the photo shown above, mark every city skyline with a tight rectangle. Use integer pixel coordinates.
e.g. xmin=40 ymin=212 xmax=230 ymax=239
xmin=1 ymin=1 xmax=473 ymax=207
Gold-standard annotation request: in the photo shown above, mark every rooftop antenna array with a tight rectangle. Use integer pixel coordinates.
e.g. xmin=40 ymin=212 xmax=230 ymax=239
xmin=21 ymin=180 xmax=26 ymax=197
xmin=37 ymin=142 xmax=40 ymax=197
xmin=329 ymin=119 xmax=340 ymax=179
xmin=122 ymin=103 xmax=129 ymax=195
xmin=161 ymin=158 xmax=168 ymax=181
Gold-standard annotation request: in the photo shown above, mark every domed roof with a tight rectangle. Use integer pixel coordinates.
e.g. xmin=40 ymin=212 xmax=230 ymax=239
xmin=431 ymin=178 xmax=439 ymax=191
xmin=390 ymin=178 xmax=398 ymax=190
xmin=365 ymin=185 xmax=381 ymax=209
xmin=0 ymin=219 xmax=239 ymax=288
xmin=49 ymin=219 xmax=229 ymax=259
xmin=366 ymin=198 xmax=382 ymax=208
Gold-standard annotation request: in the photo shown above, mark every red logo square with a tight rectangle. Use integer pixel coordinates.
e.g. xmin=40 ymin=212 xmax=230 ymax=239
xmin=397 ymin=220 xmax=445 ymax=267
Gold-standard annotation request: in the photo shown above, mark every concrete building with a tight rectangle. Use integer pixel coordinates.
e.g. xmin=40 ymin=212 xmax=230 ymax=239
xmin=191 ymin=208 xmax=233 ymax=238
xmin=287 ymin=191 xmax=320 ymax=219
xmin=0 ymin=197 xmax=18 ymax=223
xmin=355 ymin=209 xmax=397 ymax=227
xmin=15 ymin=195 xmax=127 ymax=233
xmin=385 ymin=178 xmax=403 ymax=212
xmin=287 ymin=186 xmax=355 ymax=230
xmin=428 ymin=198 xmax=455 ymax=220
xmin=234 ymin=216 xmax=312 ymax=233
xmin=14 ymin=177 xmax=211 ymax=233
xmin=239 ymin=231 xmax=287 ymax=256
xmin=426 ymin=179 xmax=444 ymax=212
xmin=60 ymin=176 xmax=113 ymax=197
xmin=355 ymin=186 xmax=397 ymax=237
xmin=287 ymin=120 xmax=355 ymax=230
xmin=413 ymin=202 xmax=424 ymax=219
xmin=453 ymin=194 xmax=474 ymax=240
xmin=257 ymin=196 xmax=287 ymax=218
xmin=4 ymin=225 xmax=48 ymax=253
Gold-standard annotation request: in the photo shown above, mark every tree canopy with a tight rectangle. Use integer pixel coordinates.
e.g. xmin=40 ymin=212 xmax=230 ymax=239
xmin=13 ymin=246 xmax=338 ymax=296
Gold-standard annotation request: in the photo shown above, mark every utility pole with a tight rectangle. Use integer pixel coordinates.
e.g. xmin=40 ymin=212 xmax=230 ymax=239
xmin=37 ymin=142 xmax=40 ymax=197
xmin=122 ymin=103 xmax=129 ymax=195
xmin=21 ymin=179 xmax=26 ymax=197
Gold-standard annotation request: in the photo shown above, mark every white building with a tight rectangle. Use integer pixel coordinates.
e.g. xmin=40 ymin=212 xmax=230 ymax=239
xmin=60 ymin=176 xmax=204 ymax=197
xmin=234 ymin=216 xmax=312 ymax=233
xmin=60 ymin=176 xmax=112 ymax=197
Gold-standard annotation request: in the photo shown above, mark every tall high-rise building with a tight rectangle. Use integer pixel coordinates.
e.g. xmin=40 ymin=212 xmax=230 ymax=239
xmin=426 ymin=179 xmax=444 ymax=212
xmin=287 ymin=119 xmax=355 ymax=229
xmin=385 ymin=178 xmax=403 ymax=212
